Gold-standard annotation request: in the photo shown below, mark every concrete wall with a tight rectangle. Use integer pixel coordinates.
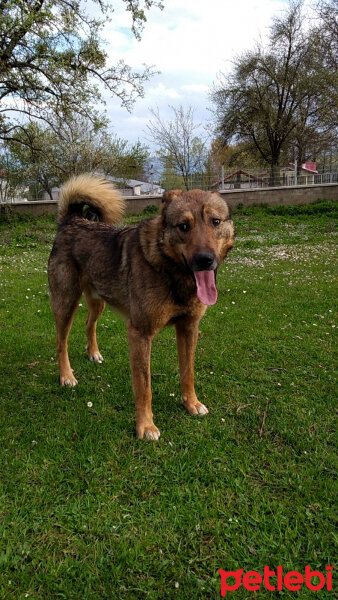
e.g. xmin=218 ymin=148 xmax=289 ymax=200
xmin=218 ymin=182 xmax=338 ymax=208
xmin=2 ymin=183 xmax=337 ymax=217
xmin=2 ymin=196 xmax=163 ymax=217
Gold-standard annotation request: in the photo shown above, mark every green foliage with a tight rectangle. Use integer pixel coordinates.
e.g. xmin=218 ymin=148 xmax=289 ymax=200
xmin=1 ymin=119 xmax=149 ymax=197
xmin=211 ymin=0 xmax=338 ymax=179
xmin=0 ymin=0 xmax=163 ymax=144
xmin=234 ymin=199 xmax=338 ymax=218
xmin=208 ymin=138 xmax=263 ymax=172
xmin=142 ymin=204 xmax=159 ymax=215
xmin=0 ymin=206 xmax=336 ymax=598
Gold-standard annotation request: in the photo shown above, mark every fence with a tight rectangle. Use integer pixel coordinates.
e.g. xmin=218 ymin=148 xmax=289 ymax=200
xmin=1 ymin=171 xmax=338 ymax=204
xmin=2 ymin=182 xmax=338 ymax=217
xmin=157 ymin=171 xmax=338 ymax=193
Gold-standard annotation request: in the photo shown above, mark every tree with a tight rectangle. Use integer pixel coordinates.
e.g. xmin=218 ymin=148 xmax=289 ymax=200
xmin=211 ymin=0 xmax=337 ymax=184
xmin=208 ymin=138 xmax=263 ymax=173
xmin=315 ymin=0 xmax=337 ymax=70
xmin=0 ymin=144 xmax=25 ymax=202
xmin=147 ymin=105 xmax=208 ymax=190
xmin=7 ymin=117 xmax=149 ymax=199
xmin=0 ymin=0 xmax=163 ymax=144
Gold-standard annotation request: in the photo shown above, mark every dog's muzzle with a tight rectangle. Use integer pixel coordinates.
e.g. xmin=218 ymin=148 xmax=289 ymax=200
xmin=191 ymin=252 xmax=217 ymax=272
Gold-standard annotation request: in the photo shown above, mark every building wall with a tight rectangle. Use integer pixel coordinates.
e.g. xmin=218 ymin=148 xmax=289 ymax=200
xmin=3 ymin=183 xmax=337 ymax=217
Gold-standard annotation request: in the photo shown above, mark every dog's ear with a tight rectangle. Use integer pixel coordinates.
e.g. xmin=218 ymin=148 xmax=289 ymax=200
xmin=162 ymin=189 xmax=183 ymax=206
xmin=161 ymin=189 xmax=183 ymax=227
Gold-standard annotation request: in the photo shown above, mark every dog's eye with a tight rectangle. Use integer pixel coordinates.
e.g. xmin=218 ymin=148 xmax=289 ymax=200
xmin=212 ymin=218 xmax=221 ymax=227
xmin=178 ymin=223 xmax=190 ymax=233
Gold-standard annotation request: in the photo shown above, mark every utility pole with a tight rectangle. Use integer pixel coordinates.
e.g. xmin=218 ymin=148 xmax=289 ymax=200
xmin=294 ymin=148 xmax=298 ymax=186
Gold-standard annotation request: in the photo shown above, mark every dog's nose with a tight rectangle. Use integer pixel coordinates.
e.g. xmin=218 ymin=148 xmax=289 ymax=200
xmin=192 ymin=252 xmax=216 ymax=271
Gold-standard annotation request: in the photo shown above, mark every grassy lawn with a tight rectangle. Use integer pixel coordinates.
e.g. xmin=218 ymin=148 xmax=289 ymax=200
xmin=0 ymin=202 xmax=336 ymax=599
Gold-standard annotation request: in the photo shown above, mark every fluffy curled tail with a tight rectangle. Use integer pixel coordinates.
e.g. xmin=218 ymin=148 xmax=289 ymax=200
xmin=57 ymin=174 xmax=125 ymax=225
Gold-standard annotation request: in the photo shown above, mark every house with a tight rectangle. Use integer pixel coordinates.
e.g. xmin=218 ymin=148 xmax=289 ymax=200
xmin=281 ymin=162 xmax=318 ymax=185
xmin=42 ymin=177 xmax=165 ymax=202
xmin=211 ymin=169 xmax=267 ymax=190
xmin=107 ymin=177 xmax=165 ymax=196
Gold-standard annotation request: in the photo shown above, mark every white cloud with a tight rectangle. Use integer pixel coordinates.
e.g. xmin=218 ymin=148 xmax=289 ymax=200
xmin=147 ymin=82 xmax=181 ymax=99
xmin=103 ymin=0 xmax=288 ymax=141
xmin=180 ymin=84 xmax=209 ymax=94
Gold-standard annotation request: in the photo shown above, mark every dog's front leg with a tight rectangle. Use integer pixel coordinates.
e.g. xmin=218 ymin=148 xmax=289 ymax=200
xmin=175 ymin=318 xmax=209 ymax=416
xmin=127 ymin=322 xmax=160 ymax=440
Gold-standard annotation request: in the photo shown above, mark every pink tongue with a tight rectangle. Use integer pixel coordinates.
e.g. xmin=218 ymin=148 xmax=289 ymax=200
xmin=194 ymin=270 xmax=218 ymax=305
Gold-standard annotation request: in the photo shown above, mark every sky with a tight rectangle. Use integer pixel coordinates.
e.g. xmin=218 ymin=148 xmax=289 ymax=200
xmin=102 ymin=0 xmax=289 ymax=145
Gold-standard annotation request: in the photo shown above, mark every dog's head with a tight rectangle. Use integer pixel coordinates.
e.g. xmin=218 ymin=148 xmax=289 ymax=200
xmin=161 ymin=189 xmax=235 ymax=305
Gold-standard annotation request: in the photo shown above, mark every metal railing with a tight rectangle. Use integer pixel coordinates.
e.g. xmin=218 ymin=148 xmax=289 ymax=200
xmin=1 ymin=172 xmax=337 ymax=203
xmin=156 ymin=172 xmax=338 ymax=192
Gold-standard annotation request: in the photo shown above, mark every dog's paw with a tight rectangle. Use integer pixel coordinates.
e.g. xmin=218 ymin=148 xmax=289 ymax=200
xmin=183 ymin=400 xmax=209 ymax=416
xmin=196 ymin=402 xmax=209 ymax=415
xmin=60 ymin=373 xmax=78 ymax=387
xmin=89 ymin=352 xmax=103 ymax=364
xmin=137 ymin=423 xmax=161 ymax=441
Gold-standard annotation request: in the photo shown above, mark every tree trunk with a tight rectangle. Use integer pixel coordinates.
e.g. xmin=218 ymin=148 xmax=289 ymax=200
xmin=269 ymin=163 xmax=280 ymax=187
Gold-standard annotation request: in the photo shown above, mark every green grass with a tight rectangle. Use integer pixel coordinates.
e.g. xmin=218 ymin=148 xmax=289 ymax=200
xmin=0 ymin=203 xmax=337 ymax=599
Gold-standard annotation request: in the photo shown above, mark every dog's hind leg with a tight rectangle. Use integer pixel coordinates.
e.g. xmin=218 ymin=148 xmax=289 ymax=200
xmin=83 ymin=288 xmax=105 ymax=363
xmin=175 ymin=318 xmax=209 ymax=416
xmin=49 ymin=264 xmax=81 ymax=386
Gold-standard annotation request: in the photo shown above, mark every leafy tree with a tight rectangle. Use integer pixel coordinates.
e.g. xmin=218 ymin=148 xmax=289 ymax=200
xmin=147 ymin=105 xmax=208 ymax=190
xmin=208 ymin=138 xmax=263 ymax=173
xmin=159 ymin=158 xmax=185 ymax=191
xmin=0 ymin=144 xmax=25 ymax=202
xmin=211 ymin=0 xmax=337 ymax=184
xmin=315 ymin=0 xmax=337 ymax=70
xmin=7 ymin=118 xmax=149 ymax=199
xmin=0 ymin=0 xmax=163 ymax=144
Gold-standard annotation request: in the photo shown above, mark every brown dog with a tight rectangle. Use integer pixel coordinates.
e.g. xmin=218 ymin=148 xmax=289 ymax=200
xmin=48 ymin=174 xmax=234 ymax=440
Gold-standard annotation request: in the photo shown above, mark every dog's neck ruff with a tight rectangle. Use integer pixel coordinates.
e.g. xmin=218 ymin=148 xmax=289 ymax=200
xmin=194 ymin=270 xmax=217 ymax=305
